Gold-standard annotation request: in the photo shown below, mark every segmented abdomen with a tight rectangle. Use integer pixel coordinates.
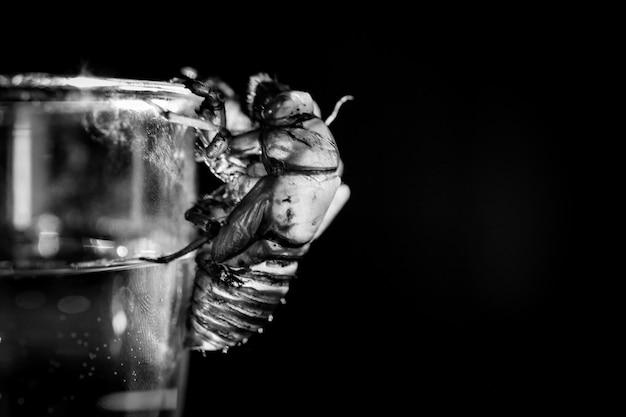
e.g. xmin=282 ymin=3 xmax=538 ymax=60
xmin=185 ymin=261 xmax=294 ymax=351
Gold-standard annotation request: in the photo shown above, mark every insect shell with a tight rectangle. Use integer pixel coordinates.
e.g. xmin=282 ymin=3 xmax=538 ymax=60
xmin=186 ymin=258 xmax=294 ymax=351
xmin=146 ymin=72 xmax=351 ymax=352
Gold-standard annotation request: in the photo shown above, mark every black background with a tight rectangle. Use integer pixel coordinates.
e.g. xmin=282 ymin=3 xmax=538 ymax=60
xmin=1 ymin=13 xmax=610 ymax=414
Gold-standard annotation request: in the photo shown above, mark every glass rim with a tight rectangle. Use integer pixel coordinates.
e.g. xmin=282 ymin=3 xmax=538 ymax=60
xmin=0 ymin=72 xmax=201 ymax=102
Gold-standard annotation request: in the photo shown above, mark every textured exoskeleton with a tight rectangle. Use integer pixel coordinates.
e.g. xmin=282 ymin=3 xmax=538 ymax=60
xmin=145 ymin=72 xmax=351 ymax=351
xmin=198 ymin=74 xmax=350 ymax=266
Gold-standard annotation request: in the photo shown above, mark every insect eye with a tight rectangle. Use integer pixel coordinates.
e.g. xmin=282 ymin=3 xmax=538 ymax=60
xmin=263 ymin=95 xmax=290 ymax=120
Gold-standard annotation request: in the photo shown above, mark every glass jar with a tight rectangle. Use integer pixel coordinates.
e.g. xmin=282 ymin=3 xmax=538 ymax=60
xmin=0 ymin=73 xmax=202 ymax=417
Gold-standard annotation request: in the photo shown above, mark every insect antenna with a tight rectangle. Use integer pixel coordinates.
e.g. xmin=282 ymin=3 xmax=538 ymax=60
xmin=325 ymin=95 xmax=354 ymax=125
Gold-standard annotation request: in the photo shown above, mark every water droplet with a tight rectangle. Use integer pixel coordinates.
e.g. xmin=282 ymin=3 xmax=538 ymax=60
xmin=107 ymin=356 xmax=111 ymax=360
xmin=116 ymin=245 xmax=128 ymax=257
xmin=57 ymin=295 xmax=91 ymax=314
xmin=82 ymin=363 xmax=87 ymax=367
xmin=95 ymin=347 xmax=100 ymax=351
xmin=268 ymin=314 xmax=274 ymax=322
xmin=91 ymin=366 xmax=95 ymax=371
xmin=96 ymin=317 xmax=102 ymax=322
xmin=17 ymin=398 xmax=24 ymax=405
xmin=114 ymin=371 xmax=117 ymax=375
xmin=258 ymin=328 xmax=264 ymax=333
xmin=112 ymin=312 xmax=128 ymax=336
xmin=120 ymin=362 xmax=124 ymax=367
xmin=280 ymin=298 xmax=286 ymax=304
xmin=84 ymin=332 xmax=89 ymax=337
xmin=103 ymin=344 xmax=108 ymax=348
xmin=59 ymin=314 xmax=66 ymax=321
xmin=88 ymin=372 xmax=93 ymax=377
xmin=221 ymin=347 xmax=229 ymax=353
xmin=79 ymin=374 xmax=84 ymax=379
xmin=70 ymin=332 xmax=77 ymax=338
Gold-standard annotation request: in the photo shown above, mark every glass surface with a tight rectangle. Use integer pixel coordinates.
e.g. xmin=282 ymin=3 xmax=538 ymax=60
xmin=0 ymin=73 xmax=201 ymax=416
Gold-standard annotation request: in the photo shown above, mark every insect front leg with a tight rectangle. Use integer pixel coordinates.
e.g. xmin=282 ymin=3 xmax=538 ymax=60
xmin=161 ymin=111 xmax=220 ymax=135
xmin=139 ymin=236 xmax=211 ymax=264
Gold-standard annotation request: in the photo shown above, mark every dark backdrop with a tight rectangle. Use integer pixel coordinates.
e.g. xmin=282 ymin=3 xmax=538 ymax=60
xmin=1 ymin=18 xmax=605 ymax=414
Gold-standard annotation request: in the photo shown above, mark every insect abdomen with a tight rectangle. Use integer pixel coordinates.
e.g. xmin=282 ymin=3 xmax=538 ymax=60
xmin=186 ymin=263 xmax=294 ymax=351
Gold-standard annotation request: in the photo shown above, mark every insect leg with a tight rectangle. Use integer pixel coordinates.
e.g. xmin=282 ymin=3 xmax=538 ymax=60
xmin=148 ymin=99 xmax=220 ymax=133
xmin=165 ymin=112 xmax=220 ymax=133
xmin=200 ymin=177 xmax=274 ymax=264
xmin=139 ymin=235 xmax=212 ymax=264
xmin=185 ymin=199 xmax=229 ymax=232
xmin=140 ymin=216 xmax=220 ymax=264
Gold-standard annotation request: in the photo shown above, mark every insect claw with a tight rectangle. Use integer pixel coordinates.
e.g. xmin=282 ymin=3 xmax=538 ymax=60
xmin=140 ymin=235 xmax=212 ymax=265
xmin=138 ymin=255 xmax=171 ymax=264
xmin=167 ymin=112 xmax=219 ymax=133
xmin=147 ymin=99 xmax=219 ymax=132
xmin=147 ymin=99 xmax=168 ymax=116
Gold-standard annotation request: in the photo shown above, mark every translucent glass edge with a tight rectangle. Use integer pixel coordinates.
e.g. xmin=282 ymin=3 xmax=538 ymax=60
xmin=0 ymin=252 xmax=195 ymax=277
xmin=0 ymin=73 xmax=199 ymax=99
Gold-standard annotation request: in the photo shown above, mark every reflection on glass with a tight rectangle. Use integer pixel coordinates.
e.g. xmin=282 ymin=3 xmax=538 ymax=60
xmin=0 ymin=74 xmax=202 ymax=416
